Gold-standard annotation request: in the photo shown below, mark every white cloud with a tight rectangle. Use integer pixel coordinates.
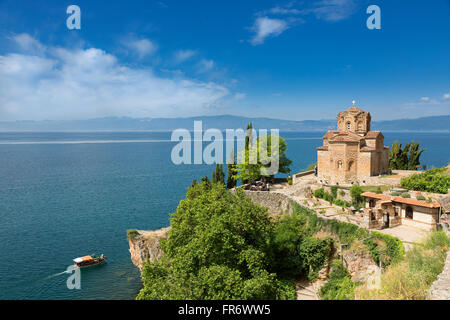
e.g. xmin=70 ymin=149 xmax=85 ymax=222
xmin=11 ymin=33 xmax=46 ymax=54
xmin=311 ymin=0 xmax=357 ymax=22
xmin=250 ymin=17 xmax=289 ymax=45
xmin=234 ymin=92 xmax=246 ymax=100
xmin=267 ymin=6 xmax=302 ymax=15
xmin=173 ymin=49 xmax=197 ymax=64
xmin=123 ymin=37 xmax=158 ymax=59
xmin=0 ymin=35 xmax=230 ymax=120
xmin=197 ymin=59 xmax=215 ymax=73
xmin=443 ymin=93 xmax=450 ymax=100
xmin=420 ymin=97 xmax=430 ymax=102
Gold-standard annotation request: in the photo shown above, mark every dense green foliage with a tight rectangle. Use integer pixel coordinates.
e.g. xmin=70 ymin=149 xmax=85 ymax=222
xmin=313 ymin=187 xmax=351 ymax=208
xmin=234 ymin=133 xmax=292 ymax=182
xmin=400 ymin=167 xmax=450 ymax=194
xmin=126 ymin=229 xmax=139 ymax=241
xmin=270 ymin=214 xmax=332 ymax=281
xmin=212 ymin=164 xmax=225 ymax=185
xmin=138 ymin=182 xmax=330 ymax=300
xmin=226 ymin=151 xmax=237 ymax=189
xmin=400 ymin=192 xmax=411 ymax=198
xmin=319 ymin=261 xmax=357 ymax=300
xmin=360 ymin=232 xmax=450 ymax=300
xmin=289 ymin=202 xmax=404 ymax=265
xmin=138 ymin=180 xmax=404 ymax=300
xmin=350 ymin=185 xmax=364 ymax=208
xmin=389 ymin=140 xmax=425 ymax=170
xmin=364 ymin=232 xmax=404 ymax=267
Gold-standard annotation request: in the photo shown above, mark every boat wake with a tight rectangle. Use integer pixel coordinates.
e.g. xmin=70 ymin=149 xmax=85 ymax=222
xmin=46 ymin=270 xmax=71 ymax=279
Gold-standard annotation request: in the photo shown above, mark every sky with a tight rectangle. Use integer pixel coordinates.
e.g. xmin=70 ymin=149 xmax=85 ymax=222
xmin=0 ymin=0 xmax=449 ymax=121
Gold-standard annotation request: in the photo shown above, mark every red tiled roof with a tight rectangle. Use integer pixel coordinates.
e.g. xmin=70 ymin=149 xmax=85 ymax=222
xmin=329 ymin=132 xmax=361 ymax=143
xmin=362 ymin=192 xmax=441 ymax=208
xmin=360 ymin=146 xmax=376 ymax=152
xmin=392 ymin=196 xmax=441 ymax=208
xmin=323 ymin=131 xmax=338 ymax=139
xmin=364 ymin=131 xmax=382 ymax=139
xmin=361 ymin=192 xmax=391 ymax=200
xmin=317 ymin=146 xmax=328 ymax=151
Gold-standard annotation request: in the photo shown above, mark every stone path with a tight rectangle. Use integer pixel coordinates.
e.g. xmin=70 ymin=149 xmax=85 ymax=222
xmin=430 ymin=251 xmax=450 ymax=300
xmin=295 ymin=278 xmax=324 ymax=300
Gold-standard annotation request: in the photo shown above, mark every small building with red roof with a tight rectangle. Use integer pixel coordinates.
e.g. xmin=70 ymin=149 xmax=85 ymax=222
xmin=362 ymin=191 xmax=441 ymax=231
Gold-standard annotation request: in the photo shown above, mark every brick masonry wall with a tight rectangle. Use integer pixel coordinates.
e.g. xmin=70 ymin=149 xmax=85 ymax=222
xmin=242 ymin=191 xmax=294 ymax=216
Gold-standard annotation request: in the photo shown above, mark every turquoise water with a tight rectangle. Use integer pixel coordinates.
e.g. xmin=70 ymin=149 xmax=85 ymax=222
xmin=0 ymin=131 xmax=448 ymax=299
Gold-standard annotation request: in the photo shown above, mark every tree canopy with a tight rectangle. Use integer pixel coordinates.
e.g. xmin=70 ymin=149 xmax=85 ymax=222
xmin=389 ymin=141 xmax=425 ymax=170
xmin=137 ymin=181 xmax=330 ymax=300
xmin=233 ymin=134 xmax=292 ymax=182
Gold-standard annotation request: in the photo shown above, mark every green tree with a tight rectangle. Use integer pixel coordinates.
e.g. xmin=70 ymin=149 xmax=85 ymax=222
xmin=212 ymin=164 xmax=225 ymax=185
xmin=234 ymin=134 xmax=292 ymax=182
xmin=350 ymin=185 xmax=364 ymax=208
xmin=137 ymin=182 xmax=291 ymax=300
xmin=389 ymin=140 xmax=425 ymax=170
xmin=226 ymin=150 xmax=237 ymax=189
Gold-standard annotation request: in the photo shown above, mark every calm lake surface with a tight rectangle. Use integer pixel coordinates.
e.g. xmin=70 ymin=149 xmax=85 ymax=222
xmin=0 ymin=131 xmax=448 ymax=299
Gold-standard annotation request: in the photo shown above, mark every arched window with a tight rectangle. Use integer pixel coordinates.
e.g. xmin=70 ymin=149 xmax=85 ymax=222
xmin=405 ymin=206 xmax=413 ymax=219
xmin=348 ymin=160 xmax=354 ymax=171
xmin=337 ymin=160 xmax=343 ymax=169
xmin=357 ymin=121 xmax=363 ymax=131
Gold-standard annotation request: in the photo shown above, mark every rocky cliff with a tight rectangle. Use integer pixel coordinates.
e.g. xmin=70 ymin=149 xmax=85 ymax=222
xmin=128 ymin=227 xmax=170 ymax=271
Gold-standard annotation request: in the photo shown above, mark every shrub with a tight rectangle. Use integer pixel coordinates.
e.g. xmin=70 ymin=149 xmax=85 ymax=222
xmin=365 ymin=232 xmax=450 ymax=300
xmin=401 ymin=192 xmax=411 ymax=198
xmin=331 ymin=186 xmax=338 ymax=198
xmin=287 ymin=177 xmax=293 ymax=185
xmin=416 ymin=195 xmax=426 ymax=201
xmin=340 ymin=190 xmax=346 ymax=197
xmin=364 ymin=232 xmax=404 ymax=267
xmin=375 ymin=186 xmax=382 ymax=194
xmin=314 ymin=188 xmax=324 ymax=198
xmin=350 ymin=185 xmax=364 ymax=208
xmin=126 ymin=229 xmax=139 ymax=240
xmin=333 ymin=199 xmax=345 ymax=207
xmin=319 ymin=261 xmax=356 ymax=300
xmin=390 ymin=191 xmax=400 ymax=196
xmin=323 ymin=191 xmax=333 ymax=202
xmin=400 ymin=168 xmax=450 ymax=194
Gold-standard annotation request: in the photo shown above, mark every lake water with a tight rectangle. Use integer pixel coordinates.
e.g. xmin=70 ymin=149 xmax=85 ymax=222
xmin=0 ymin=131 xmax=448 ymax=299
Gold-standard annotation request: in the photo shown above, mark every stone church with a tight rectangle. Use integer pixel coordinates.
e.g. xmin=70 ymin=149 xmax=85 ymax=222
xmin=317 ymin=105 xmax=389 ymax=185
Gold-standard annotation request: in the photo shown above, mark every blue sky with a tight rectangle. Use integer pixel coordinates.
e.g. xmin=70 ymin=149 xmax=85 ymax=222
xmin=0 ymin=0 xmax=449 ymax=121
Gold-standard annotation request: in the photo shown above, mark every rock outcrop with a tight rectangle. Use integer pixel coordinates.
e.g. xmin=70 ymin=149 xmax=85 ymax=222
xmin=128 ymin=227 xmax=170 ymax=271
xmin=342 ymin=250 xmax=378 ymax=283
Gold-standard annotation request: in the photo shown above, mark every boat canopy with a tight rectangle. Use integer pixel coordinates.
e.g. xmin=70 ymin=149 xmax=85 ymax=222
xmin=73 ymin=255 xmax=93 ymax=263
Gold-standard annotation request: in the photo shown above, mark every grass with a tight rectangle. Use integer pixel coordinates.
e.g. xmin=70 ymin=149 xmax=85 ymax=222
xmin=357 ymin=231 xmax=450 ymax=300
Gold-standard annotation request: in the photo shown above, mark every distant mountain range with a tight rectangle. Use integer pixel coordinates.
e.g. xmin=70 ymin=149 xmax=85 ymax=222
xmin=0 ymin=114 xmax=449 ymax=132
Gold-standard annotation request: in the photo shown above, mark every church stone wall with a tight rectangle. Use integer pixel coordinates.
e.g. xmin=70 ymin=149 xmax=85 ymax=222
xmin=317 ymin=106 xmax=389 ymax=185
